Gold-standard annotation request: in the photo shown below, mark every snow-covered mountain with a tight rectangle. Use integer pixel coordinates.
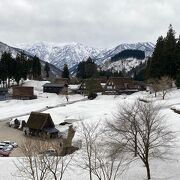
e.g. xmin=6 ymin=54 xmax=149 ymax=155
xmin=16 ymin=42 xmax=103 ymax=70
xmin=16 ymin=42 xmax=154 ymax=73
xmin=8 ymin=41 xmax=154 ymax=74
xmin=95 ymin=42 xmax=154 ymax=63
xmin=0 ymin=41 xmax=20 ymax=58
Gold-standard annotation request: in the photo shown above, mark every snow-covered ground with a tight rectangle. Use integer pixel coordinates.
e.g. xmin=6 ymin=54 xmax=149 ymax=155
xmin=1 ymin=81 xmax=180 ymax=179
xmin=0 ymin=80 xmax=85 ymax=121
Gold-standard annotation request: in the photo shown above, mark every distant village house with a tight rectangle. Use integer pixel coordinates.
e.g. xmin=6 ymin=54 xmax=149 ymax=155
xmin=43 ymin=83 xmax=68 ymax=94
xmin=12 ymin=86 xmax=37 ymax=100
xmin=104 ymin=77 xmax=140 ymax=95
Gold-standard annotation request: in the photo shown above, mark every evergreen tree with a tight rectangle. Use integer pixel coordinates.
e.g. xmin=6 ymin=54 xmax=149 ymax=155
xmin=175 ymin=37 xmax=180 ymax=73
xmin=146 ymin=36 xmax=165 ymax=78
xmin=76 ymin=57 xmax=97 ymax=79
xmin=62 ymin=64 xmax=69 ymax=79
xmin=85 ymin=57 xmax=97 ymax=78
xmin=14 ymin=54 xmax=21 ymax=84
xmin=176 ymin=72 xmax=180 ymax=88
xmin=0 ymin=52 xmax=15 ymax=87
xmin=44 ymin=62 xmax=50 ymax=78
xmin=32 ymin=55 xmax=41 ymax=79
xmin=146 ymin=25 xmax=178 ymax=79
xmin=19 ymin=52 xmax=29 ymax=80
xmin=163 ymin=24 xmax=177 ymax=78
xmin=76 ymin=61 xmax=86 ymax=79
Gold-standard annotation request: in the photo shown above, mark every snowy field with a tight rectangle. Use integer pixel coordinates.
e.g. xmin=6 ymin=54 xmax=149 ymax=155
xmin=0 ymin=80 xmax=85 ymax=121
xmin=1 ymin=81 xmax=180 ymax=179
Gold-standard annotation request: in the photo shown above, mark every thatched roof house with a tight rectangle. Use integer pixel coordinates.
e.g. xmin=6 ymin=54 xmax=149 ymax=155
xmin=26 ymin=112 xmax=59 ymax=138
xmin=104 ymin=77 xmax=139 ymax=95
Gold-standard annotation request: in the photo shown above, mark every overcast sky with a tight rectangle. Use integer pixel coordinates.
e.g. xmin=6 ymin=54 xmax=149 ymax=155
xmin=0 ymin=0 xmax=179 ymax=48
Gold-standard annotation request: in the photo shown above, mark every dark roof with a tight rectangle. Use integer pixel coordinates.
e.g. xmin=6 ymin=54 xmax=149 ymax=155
xmin=109 ymin=77 xmax=133 ymax=83
xmin=27 ymin=112 xmax=55 ymax=130
xmin=96 ymin=77 xmax=108 ymax=83
xmin=106 ymin=77 xmax=139 ymax=90
xmin=43 ymin=83 xmax=65 ymax=88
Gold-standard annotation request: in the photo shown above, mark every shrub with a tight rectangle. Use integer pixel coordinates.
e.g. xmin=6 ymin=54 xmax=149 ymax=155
xmin=88 ymin=92 xmax=97 ymax=100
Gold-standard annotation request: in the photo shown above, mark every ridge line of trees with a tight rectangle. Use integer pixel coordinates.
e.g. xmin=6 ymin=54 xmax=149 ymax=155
xmin=146 ymin=24 xmax=180 ymax=80
xmin=0 ymin=51 xmax=42 ymax=87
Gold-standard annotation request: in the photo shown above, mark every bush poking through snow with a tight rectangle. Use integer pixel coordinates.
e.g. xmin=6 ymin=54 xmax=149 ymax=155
xmin=88 ymin=92 xmax=97 ymax=100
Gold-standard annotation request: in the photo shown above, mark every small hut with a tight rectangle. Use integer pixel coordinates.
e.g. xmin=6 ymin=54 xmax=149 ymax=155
xmin=43 ymin=83 xmax=68 ymax=94
xmin=25 ymin=112 xmax=59 ymax=138
xmin=12 ymin=86 xmax=37 ymax=100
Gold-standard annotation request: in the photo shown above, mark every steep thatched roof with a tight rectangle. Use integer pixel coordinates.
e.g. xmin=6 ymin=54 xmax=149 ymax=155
xmin=106 ymin=77 xmax=138 ymax=90
xmin=27 ymin=112 xmax=55 ymax=130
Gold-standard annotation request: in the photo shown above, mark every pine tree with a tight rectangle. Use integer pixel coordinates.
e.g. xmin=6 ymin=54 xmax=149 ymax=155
xmin=44 ymin=62 xmax=50 ymax=78
xmin=76 ymin=61 xmax=86 ymax=79
xmin=163 ymin=24 xmax=177 ymax=78
xmin=85 ymin=57 xmax=97 ymax=78
xmin=176 ymin=72 xmax=180 ymax=88
xmin=0 ymin=52 xmax=15 ymax=87
xmin=175 ymin=37 xmax=180 ymax=73
xmin=62 ymin=64 xmax=69 ymax=79
xmin=14 ymin=54 xmax=23 ymax=85
xmin=76 ymin=57 xmax=97 ymax=79
xmin=146 ymin=36 xmax=165 ymax=78
xmin=32 ymin=56 xmax=41 ymax=79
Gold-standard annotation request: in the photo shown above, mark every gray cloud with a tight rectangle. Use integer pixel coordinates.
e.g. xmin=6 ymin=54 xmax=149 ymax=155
xmin=0 ymin=0 xmax=179 ymax=48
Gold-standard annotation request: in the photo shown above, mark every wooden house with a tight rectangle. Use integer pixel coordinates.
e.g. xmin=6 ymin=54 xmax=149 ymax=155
xmin=43 ymin=83 xmax=68 ymax=94
xmin=25 ymin=112 xmax=59 ymax=138
xmin=78 ymin=79 xmax=103 ymax=95
xmin=104 ymin=77 xmax=139 ymax=95
xmin=12 ymin=86 xmax=37 ymax=100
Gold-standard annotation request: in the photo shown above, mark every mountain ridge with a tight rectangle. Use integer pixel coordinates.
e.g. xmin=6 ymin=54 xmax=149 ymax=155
xmin=15 ymin=41 xmax=154 ymax=73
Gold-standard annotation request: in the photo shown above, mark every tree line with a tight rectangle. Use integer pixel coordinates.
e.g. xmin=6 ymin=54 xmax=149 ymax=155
xmin=111 ymin=49 xmax=145 ymax=62
xmin=76 ymin=57 xmax=124 ymax=79
xmin=0 ymin=51 xmax=51 ymax=87
xmin=146 ymin=25 xmax=180 ymax=81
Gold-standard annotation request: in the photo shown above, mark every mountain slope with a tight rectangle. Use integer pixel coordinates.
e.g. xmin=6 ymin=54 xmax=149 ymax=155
xmin=0 ymin=42 xmax=61 ymax=77
xmin=16 ymin=42 xmax=103 ymax=70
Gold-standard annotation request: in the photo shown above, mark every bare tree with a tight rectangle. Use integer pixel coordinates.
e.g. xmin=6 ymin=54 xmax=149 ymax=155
xmin=158 ymin=76 xmax=172 ymax=100
xmin=107 ymin=101 xmax=175 ymax=180
xmin=147 ymin=78 xmax=160 ymax=97
xmin=76 ymin=122 xmax=127 ymax=180
xmin=148 ymin=76 xmax=172 ymax=99
xmin=14 ymin=138 xmax=73 ymax=180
